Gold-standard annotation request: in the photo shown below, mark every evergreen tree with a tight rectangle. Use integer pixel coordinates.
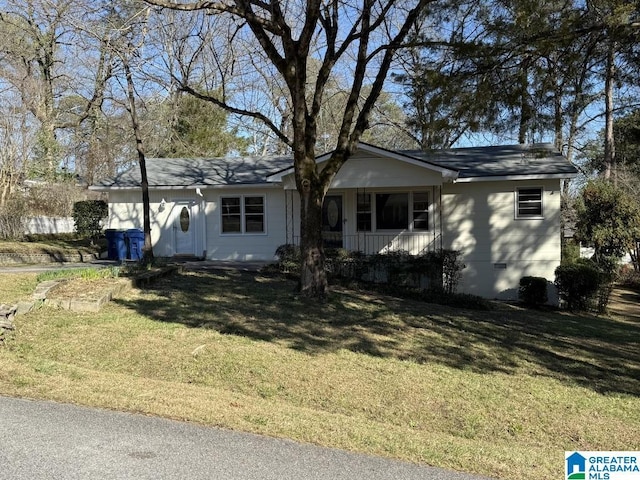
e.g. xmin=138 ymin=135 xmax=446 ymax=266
xmin=150 ymin=92 xmax=248 ymax=158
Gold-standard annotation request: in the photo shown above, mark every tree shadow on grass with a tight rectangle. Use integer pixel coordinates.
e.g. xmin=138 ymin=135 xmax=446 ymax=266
xmin=114 ymin=268 xmax=640 ymax=397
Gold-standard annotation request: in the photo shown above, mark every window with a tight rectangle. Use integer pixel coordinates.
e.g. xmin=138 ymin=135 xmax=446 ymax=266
xmin=179 ymin=206 xmax=190 ymax=232
xmin=516 ymin=187 xmax=543 ymax=218
xmin=221 ymin=196 xmax=265 ymax=233
xmin=221 ymin=197 xmax=241 ymax=233
xmin=412 ymin=192 xmax=429 ymax=230
xmin=356 ymin=193 xmax=371 ymax=232
xmin=376 ymin=193 xmax=409 ymax=230
xmin=244 ymin=196 xmax=265 ymax=233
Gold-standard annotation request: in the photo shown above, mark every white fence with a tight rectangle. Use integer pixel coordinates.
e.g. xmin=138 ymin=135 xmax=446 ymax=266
xmin=24 ymin=217 xmax=75 ymax=235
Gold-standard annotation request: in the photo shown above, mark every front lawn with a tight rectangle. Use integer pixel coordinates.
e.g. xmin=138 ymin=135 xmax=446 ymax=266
xmin=1 ymin=268 xmax=638 ymax=479
xmin=0 ymin=234 xmax=103 ymax=256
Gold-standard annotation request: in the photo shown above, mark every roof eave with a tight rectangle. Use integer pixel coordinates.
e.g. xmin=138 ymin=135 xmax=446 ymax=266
xmin=266 ymin=142 xmax=459 ymax=181
xmin=453 ymin=172 xmax=579 ymax=183
xmin=89 ymin=182 xmax=282 ymax=192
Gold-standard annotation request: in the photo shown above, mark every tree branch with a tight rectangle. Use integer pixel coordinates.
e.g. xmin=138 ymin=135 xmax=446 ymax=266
xmin=144 ymin=0 xmax=284 ymax=35
xmin=321 ymin=0 xmax=432 ymax=185
xmin=178 ymin=82 xmax=292 ymax=148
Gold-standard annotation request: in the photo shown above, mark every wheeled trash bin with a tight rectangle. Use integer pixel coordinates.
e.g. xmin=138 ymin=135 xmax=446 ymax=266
xmin=105 ymin=229 xmax=127 ymax=261
xmin=126 ymin=229 xmax=145 ymax=261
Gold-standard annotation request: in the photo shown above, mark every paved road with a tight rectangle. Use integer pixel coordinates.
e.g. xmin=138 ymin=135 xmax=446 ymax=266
xmin=0 ymin=396 xmax=492 ymax=480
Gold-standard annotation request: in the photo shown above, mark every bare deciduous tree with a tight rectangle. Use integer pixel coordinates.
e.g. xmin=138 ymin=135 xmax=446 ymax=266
xmin=144 ymin=0 xmax=432 ymax=298
xmin=0 ymin=0 xmax=114 ymax=178
xmin=0 ymin=104 xmax=34 ymax=207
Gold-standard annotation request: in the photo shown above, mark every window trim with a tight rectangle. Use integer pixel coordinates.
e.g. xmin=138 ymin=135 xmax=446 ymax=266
xmin=220 ymin=194 xmax=267 ymax=235
xmin=515 ymin=186 xmax=544 ymax=219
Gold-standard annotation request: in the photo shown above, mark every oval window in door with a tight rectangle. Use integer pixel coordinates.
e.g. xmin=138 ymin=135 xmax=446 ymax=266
xmin=327 ymin=199 xmax=339 ymax=228
xmin=179 ymin=206 xmax=190 ymax=232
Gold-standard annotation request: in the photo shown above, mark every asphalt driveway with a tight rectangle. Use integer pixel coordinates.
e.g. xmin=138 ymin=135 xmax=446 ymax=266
xmin=0 ymin=396 xmax=493 ymax=480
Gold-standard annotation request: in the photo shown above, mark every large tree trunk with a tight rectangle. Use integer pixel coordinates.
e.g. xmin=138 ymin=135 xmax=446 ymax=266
xmin=298 ymin=184 xmax=327 ymax=298
xmin=551 ymin=56 xmax=564 ymax=152
xmin=517 ymin=61 xmax=531 ymax=144
xmin=603 ymin=39 xmax=616 ymax=182
xmin=294 ymin=110 xmax=328 ymax=297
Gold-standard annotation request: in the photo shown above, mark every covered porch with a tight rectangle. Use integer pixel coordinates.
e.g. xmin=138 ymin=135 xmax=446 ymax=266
xmin=284 ymin=186 xmax=444 ymax=255
xmin=272 ymin=144 xmax=457 ymax=256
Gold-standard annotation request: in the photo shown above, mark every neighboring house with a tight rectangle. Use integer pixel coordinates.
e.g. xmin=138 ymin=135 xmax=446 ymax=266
xmin=90 ymin=142 xmax=578 ymax=299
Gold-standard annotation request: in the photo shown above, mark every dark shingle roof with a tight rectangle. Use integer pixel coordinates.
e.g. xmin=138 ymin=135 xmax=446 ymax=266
xmin=93 ymin=156 xmax=294 ymax=188
xmin=93 ymin=143 xmax=577 ymax=189
xmin=403 ymin=143 xmax=577 ymax=179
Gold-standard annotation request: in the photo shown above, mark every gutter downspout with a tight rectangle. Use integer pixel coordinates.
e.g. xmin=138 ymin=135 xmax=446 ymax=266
xmin=196 ymin=188 xmax=206 ymax=259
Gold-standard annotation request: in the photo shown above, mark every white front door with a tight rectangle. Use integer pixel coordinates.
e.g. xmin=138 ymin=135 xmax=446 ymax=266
xmin=174 ymin=203 xmax=196 ymax=255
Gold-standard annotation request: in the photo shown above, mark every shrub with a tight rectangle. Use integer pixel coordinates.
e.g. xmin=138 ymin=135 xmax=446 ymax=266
xmin=72 ymin=200 xmax=108 ymax=244
xmin=325 ymin=249 xmax=368 ymax=279
xmin=321 ymin=248 xmax=465 ymax=292
xmin=554 ymin=260 xmax=604 ymax=311
xmin=440 ymin=249 xmax=465 ymax=293
xmin=0 ymin=196 xmax=27 ymax=240
xmin=575 ymin=180 xmax=640 ymax=261
xmin=561 ymin=239 xmax=580 ymax=265
xmin=618 ymin=264 xmax=640 ymax=290
xmin=518 ymin=276 xmax=548 ymax=307
xmin=592 ymin=256 xmax=618 ymax=313
xmin=273 ymin=245 xmax=486 ymax=310
xmin=274 ymin=244 xmax=300 ymax=273
xmin=375 ymin=250 xmax=414 ymax=286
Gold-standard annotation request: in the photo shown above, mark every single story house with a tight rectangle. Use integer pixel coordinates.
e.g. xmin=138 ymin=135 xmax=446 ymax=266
xmin=90 ymin=142 xmax=578 ymax=299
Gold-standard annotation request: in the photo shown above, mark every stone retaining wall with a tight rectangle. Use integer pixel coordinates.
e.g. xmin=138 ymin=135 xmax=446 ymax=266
xmin=0 ymin=252 xmax=99 ymax=266
xmin=0 ymin=304 xmax=17 ymax=332
xmin=0 ymin=266 xmax=182 ymax=329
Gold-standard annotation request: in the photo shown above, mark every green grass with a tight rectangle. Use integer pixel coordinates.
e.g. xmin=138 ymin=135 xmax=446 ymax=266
xmin=35 ymin=266 xmax=120 ymax=283
xmin=1 ymin=268 xmax=639 ymax=480
xmin=0 ymin=234 xmax=103 ymax=256
xmin=0 ymin=273 xmax=38 ymax=304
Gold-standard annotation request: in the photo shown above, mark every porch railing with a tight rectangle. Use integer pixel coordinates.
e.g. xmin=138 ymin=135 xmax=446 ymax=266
xmin=292 ymin=233 xmax=442 ymax=255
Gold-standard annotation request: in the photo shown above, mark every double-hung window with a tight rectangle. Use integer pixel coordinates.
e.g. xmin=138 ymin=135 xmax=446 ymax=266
xmin=356 ymin=193 xmax=372 ymax=232
xmin=244 ymin=196 xmax=265 ymax=233
xmin=221 ymin=196 xmax=265 ymax=234
xmin=516 ymin=187 xmax=543 ymax=218
xmin=412 ymin=192 xmax=429 ymax=230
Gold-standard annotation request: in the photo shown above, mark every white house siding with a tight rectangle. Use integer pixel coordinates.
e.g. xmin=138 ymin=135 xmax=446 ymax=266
xmin=107 ymin=190 xmax=206 ymax=258
xmin=204 ymin=187 xmax=287 ymax=261
xmin=326 ymin=152 xmax=444 ymax=189
xmin=441 ymin=179 xmax=562 ymax=299
xmin=108 ymin=188 xmax=286 ymax=261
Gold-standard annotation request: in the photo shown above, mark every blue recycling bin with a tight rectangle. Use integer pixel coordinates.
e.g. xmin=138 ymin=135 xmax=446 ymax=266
xmin=126 ymin=229 xmax=145 ymax=261
xmin=105 ymin=229 xmax=127 ymax=261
